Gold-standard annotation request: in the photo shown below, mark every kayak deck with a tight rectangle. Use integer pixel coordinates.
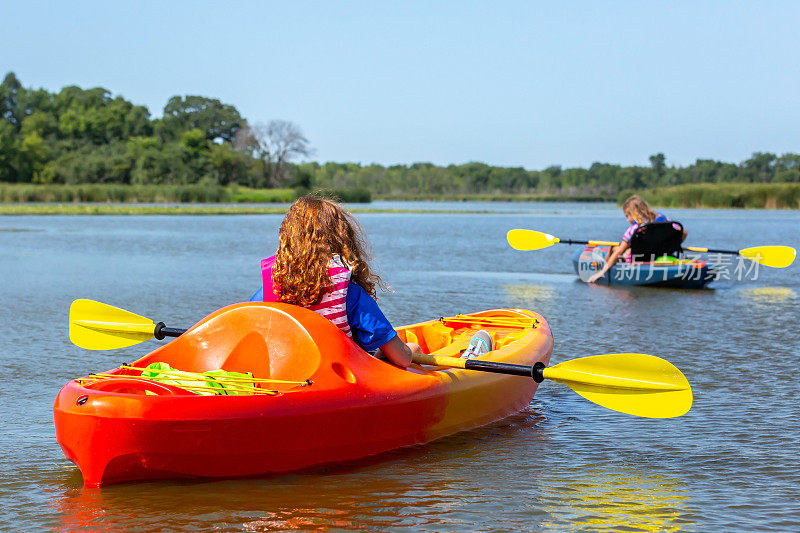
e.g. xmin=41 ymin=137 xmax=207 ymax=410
xmin=54 ymin=303 xmax=553 ymax=487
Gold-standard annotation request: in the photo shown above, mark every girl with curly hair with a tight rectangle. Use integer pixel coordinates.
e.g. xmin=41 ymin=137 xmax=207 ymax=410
xmin=258 ymin=196 xmax=422 ymax=367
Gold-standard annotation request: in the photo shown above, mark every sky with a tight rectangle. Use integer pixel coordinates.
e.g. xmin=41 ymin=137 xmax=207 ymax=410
xmin=2 ymin=1 xmax=799 ymax=170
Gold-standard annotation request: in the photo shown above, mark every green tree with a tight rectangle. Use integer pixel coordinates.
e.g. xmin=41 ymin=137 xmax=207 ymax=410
xmin=743 ymin=152 xmax=777 ymax=183
xmin=20 ymin=110 xmax=58 ymax=138
xmin=17 ymin=132 xmax=49 ymax=182
xmin=208 ymin=144 xmax=248 ymax=186
xmin=649 ymin=153 xmax=666 ymax=180
xmin=180 ymin=128 xmax=209 ymax=152
xmin=0 ymin=72 xmax=24 ymax=128
xmin=128 ymin=136 xmax=166 ymax=185
xmin=0 ymin=120 xmax=19 ymax=181
xmin=161 ymin=95 xmax=243 ymax=143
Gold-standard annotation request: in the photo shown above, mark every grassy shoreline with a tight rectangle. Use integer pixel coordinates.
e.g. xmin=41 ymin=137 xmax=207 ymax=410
xmin=1 ymin=183 xmax=798 ymax=214
xmin=0 ymin=204 xmax=499 ymax=216
xmin=0 ymin=184 xmax=373 ymax=204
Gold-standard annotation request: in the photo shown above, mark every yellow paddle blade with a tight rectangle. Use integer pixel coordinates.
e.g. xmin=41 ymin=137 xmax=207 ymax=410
xmin=507 ymin=229 xmax=560 ymax=251
xmin=69 ymin=299 xmax=156 ymax=350
xmin=543 ymin=353 xmax=692 ymax=418
xmin=739 ymin=246 xmax=796 ymax=268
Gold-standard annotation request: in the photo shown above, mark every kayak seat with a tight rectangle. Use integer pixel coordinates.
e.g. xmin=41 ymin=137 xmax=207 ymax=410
xmin=630 ymin=221 xmax=684 ymax=262
xmin=137 ymin=303 xmax=323 ymax=387
xmin=494 ymin=329 xmax=528 ymax=349
xmin=399 ymin=322 xmax=454 ymax=353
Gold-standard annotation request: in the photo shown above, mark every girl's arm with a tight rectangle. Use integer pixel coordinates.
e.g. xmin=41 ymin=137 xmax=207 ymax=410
xmin=587 ymin=241 xmax=630 ymax=283
xmin=374 ymin=336 xmax=423 ymax=368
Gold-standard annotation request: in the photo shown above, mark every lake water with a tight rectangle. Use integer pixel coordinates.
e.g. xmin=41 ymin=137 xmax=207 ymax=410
xmin=1 ymin=202 xmax=798 ymax=531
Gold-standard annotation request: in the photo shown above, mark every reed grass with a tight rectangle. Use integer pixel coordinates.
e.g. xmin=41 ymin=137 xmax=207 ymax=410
xmin=0 ymin=204 xmax=290 ymax=215
xmin=374 ymin=193 xmax=613 ymax=202
xmin=0 ymin=204 xmax=494 ymax=215
xmin=228 ymin=187 xmax=296 ymax=203
xmin=0 ymin=184 xmax=373 ymax=205
xmin=0 ymin=183 xmax=234 ymax=203
xmin=621 ymin=183 xmax=800 ymax=209
xmin=0 ymin=184 xmax=302 ymax=204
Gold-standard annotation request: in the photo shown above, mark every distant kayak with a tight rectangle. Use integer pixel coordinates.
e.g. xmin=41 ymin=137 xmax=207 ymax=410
xmin=54 ymin=302 xmax=553 ymax=487
xmin=572 ymin=246 xmax=715 ymax=289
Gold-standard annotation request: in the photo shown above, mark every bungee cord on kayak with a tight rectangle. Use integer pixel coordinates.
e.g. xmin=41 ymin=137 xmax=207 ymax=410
xmin=439 ymin=314 xmax=538 ymax=329
xmin=119 ymin=364 xmax=311 ymax=386
xmin=74 ymin=364 xmax=312 ymax=397
xmin=76 ymin=372 xmax=280 ymax=396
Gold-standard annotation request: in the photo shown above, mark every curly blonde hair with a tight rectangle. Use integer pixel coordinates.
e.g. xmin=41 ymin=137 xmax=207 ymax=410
xmin=271 ymin=196 xmax=383 ymax=306
xmin=622 ymin=195 xmax=659 ymax=225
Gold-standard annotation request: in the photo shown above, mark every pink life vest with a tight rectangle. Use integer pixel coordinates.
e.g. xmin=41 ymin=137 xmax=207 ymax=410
xmin=260 ymin=254 xmax=353 ymax=338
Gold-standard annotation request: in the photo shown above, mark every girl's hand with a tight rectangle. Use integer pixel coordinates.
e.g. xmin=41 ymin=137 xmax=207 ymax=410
xmin=406 ymin=342 xmax=423 ymax=355
xmin=375 ymin=336 xmax=418 ymax=368
xmin=590 ymin=241 xmax=627 ymax=283
xmin=587 ymin=271 xmax=605 ymax=283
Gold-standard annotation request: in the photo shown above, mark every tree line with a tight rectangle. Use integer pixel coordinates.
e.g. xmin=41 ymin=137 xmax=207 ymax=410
xmin=0 ymin=72 xmax=311 ymax=189
xmin=2 ymin=72 xmax=799 ymax=198
xmin=297 ymin=153 xmax=800 ymax=198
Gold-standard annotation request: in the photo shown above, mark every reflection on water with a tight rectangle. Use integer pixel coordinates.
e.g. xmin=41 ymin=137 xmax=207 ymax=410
xmin=52 ymin=477 xmax=419 ymax=531
xmin=502 ymin=283 xmax=557 ymax=307
xmin=738 ymin=286 xmax=797 ymax=305
xmin=536 ymin=468 xmax=692 ymax=532
xmin=430 ymin=270 xmax=576 ymax=284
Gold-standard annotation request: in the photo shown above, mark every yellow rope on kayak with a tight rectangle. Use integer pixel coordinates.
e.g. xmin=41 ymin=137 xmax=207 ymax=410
xmin=75 ymin=364 xmax=312 ymax=396
xmin=119 ymin=365 xmax=310 ymax=386
xmin=76 ymin=373 xmax=278 ymax=396
xmin=75 ymin=374 xmax=278 ymax=396
xmin=440 ymin=315 xmax=537 ymax=329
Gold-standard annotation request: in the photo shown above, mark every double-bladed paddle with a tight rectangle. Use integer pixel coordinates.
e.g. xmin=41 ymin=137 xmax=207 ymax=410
xmin=69 ymin=299 xmax=693 ymax=418
xmin=507 ymin=229 xmax=796 ymax=268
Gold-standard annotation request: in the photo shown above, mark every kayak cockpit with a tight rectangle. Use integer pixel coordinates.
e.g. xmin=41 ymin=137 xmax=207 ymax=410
xmin=397 ymin=310 xmax=540 ymax=356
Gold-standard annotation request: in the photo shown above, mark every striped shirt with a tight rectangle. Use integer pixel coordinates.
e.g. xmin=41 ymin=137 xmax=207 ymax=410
xmin=260 ymin=254 xmax=353 ymax=338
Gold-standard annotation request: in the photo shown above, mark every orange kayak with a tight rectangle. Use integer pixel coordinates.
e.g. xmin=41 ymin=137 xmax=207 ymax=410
xmin=53 ymin=303 xmax=553 ymax=487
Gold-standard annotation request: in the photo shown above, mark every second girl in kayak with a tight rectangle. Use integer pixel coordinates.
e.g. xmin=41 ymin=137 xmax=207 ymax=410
xmin=587 ymin=195 xmax=686 ymax=283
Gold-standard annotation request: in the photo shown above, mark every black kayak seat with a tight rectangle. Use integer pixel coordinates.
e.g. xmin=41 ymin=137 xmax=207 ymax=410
xmin=629 ymin=221 xmax=684 ymax=262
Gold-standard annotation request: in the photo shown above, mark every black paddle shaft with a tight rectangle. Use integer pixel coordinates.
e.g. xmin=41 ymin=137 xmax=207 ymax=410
xmin=154 ymin=322 xmax=188 ymax=340
xmin=698 ymin=248 xmax=738 ymax=254
xmin=463 ymin=360 xmax=546 ymax=383
xmin=563 ymin=238 xmax=738 ymax=255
